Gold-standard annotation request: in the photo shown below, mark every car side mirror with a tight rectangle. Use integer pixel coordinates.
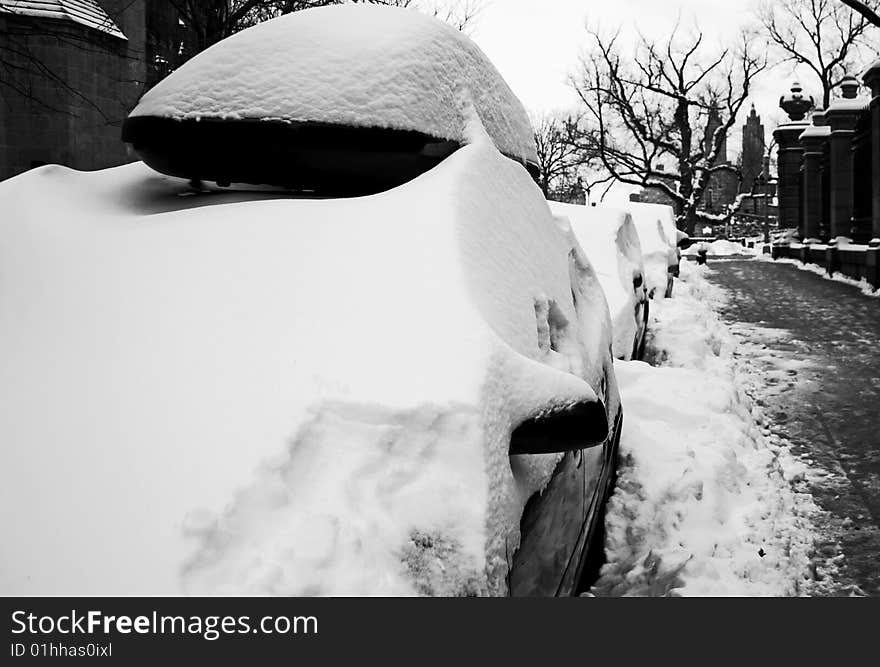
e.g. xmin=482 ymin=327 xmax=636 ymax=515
xmin=509 ymin=399 xmax=608 ymax=455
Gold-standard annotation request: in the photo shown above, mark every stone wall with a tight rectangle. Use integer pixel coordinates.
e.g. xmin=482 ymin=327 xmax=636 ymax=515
xmin=773 ymin=70 xmax=879 ymax=245
xmin=0 ymin=2 xmax=146 ymax=181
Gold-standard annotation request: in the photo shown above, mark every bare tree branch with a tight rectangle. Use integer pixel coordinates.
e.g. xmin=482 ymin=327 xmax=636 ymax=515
xmin=571 ymin=24 xmax=766 ymax=234
xmin=759 ymin=0 xmax=879 ymax=108
xmin=838 ymin=0 xmax=880 ymax=26
xmin=532 ymin=112 xmax=591 ymax=199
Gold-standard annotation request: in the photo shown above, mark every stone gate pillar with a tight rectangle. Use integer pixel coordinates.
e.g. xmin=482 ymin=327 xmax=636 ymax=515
xmin=825 ymin=75 xmax=868 ymax=240
xmin=864 ymin=60 xmax=880 ymax=245
xmin=774 ymin=83 xmax=813 ymax=237
xmin=799 ymin=110 xmax=830 ymax=242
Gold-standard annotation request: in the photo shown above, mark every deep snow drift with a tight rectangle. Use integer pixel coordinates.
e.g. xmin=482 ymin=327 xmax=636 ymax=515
xmin=129 ymin=4 xmax=537 ymax=166
xmin=591 ymin=262 xmax=823 ymax=596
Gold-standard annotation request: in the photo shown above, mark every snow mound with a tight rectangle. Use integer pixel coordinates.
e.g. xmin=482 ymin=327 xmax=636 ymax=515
xmin=592 ymin=262 xmax=821 ymax=596
xmin=683 ymin=239 xmax=753 ymax=257
xmin=128 ymin=4 xmax=537 ymax=166
xmin=0 ymin=138 xmax=613 ymax=595
xmin=548 ymin=202 xmax=645 ymax=359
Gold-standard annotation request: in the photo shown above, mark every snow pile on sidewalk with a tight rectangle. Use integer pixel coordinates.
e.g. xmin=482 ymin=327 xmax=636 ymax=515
xmin=591 ymin=262 xmax=820 ymax=596
xmin=683 ymin=239 xmax=755 ymax=257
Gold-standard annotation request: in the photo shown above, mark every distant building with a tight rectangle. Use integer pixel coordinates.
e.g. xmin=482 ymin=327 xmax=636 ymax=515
xmin=629 ymin=164 xmax=679 ymax=208
xmin=740 ymin=105 xmax=766 ymax=193
xmin=0 ymin=1 xmax=181 ymax=181
xmin=733 ymin=152 xmax=778 ymax=237
xmin=549 ymin=176 xmax=586 ymax=205
xmin=630 ymin=107 xmax=771 ymax=217
xmin=700 ymin=108 xmax=739 ymax=214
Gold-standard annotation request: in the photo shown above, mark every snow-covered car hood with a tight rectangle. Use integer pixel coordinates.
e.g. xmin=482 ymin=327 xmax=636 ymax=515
xmin=0 ymin=139 xmax=614 ymax=595
xmin=129 ymin=4 xmax=537 ymax=167
xmin=548 ymin=202 xmax=645 ymax=359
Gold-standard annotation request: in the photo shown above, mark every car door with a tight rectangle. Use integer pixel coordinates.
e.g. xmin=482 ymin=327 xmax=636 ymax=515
xmin=508 ymin=447 xmax=586 ymax=596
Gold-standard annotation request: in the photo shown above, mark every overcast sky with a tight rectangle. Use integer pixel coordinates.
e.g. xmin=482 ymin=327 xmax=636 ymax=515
xmin=471 ymin=0 xmax=795 ymax=134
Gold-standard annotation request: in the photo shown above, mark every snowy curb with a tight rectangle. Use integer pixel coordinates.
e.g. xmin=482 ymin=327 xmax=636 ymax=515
xmin=589 ymin=262 xmax=822 ymax=596
xmin=758 ymin=255 xmax=880 ymax=298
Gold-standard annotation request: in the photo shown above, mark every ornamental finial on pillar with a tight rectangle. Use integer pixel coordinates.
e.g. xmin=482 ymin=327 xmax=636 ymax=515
xmin=779 ymin=82 xmax=814 ymax=121
xmin=839 ymin=75 xmax=860 ymax=99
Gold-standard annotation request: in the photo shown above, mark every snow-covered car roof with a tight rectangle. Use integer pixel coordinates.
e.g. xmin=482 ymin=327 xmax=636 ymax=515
xmin=548 ymin=202 xmax=645 ymax=359
xmin=128 ymin=5 xmax=537 ymax=169
xmin=0 ymin=139 xmax=613 ymax=595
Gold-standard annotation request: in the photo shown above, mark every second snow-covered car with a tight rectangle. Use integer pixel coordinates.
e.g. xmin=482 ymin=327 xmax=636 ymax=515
xmin=548 ymin=201 xmax=648 ymax=360
xmin=0 ymin=5 xmax=620 ymax=597
xmin=621 ymin=201 xmax=681 ymax=298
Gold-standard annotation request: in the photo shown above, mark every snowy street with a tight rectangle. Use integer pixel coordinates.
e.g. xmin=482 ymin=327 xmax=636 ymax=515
xmin=596 ymin=258 xmax=878 ymax=596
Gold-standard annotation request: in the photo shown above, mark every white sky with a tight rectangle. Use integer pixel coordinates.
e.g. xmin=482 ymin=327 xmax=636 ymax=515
xmin=470 ymin=0 xmax=795 ymax=139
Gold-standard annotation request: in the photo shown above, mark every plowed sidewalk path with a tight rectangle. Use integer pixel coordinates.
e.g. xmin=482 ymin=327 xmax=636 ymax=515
xmin=705 ymin=259 xmax=880 ymax=596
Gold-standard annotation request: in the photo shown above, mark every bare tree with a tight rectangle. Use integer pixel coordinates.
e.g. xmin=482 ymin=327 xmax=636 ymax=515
xmin=571 ymin=25 xmax=767 ymax=234
xmin=759 ymin=0 xmax=879 ymax=108
xmin=839 ymin=0 xmax=880 ymax=26
xmin=401 ymin=0 xmax=483 ymax=32
xmin=532 ymin=113 xmax=588 ymax=199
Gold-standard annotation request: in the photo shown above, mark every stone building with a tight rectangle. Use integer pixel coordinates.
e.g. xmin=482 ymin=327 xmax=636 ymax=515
xmin=630 ymin=108 xmax=767 ymax=217
xmin=700 ymin=108 xmax=739 ymax=214
xmin=740 ymin=105 xmax=766 ymax=192
xmin=629 ymin=164 xmax=679 ymax=208
xmin=0 ymin=1 xmax=180 ymax=181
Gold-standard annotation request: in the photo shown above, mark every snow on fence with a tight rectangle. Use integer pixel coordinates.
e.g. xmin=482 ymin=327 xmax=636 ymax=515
xmin=769 ymin=62 xmax=880 ymax=288
xmin=772 ymin=241 xmax=880 ymax=289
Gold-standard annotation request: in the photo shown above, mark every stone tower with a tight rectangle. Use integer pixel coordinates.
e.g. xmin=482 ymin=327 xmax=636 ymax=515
xmin=740 ymin=105 xmax=766 ymax=193
xmin=703 ymin=108 xmax=728 ymax=163
xmin=700 ymin=108 xmax=738 ymax=214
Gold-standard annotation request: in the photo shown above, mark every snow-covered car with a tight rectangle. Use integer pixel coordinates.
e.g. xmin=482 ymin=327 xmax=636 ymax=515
xmin=121 ymin=4 xmax=539 ymax=193
xmin=548 ymin=202 xmax=648 ymax=360
xmin=622 ymin=201 xmax=681 ymax=298
xmin=0 ymin=5 xmax=620 ymax=597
